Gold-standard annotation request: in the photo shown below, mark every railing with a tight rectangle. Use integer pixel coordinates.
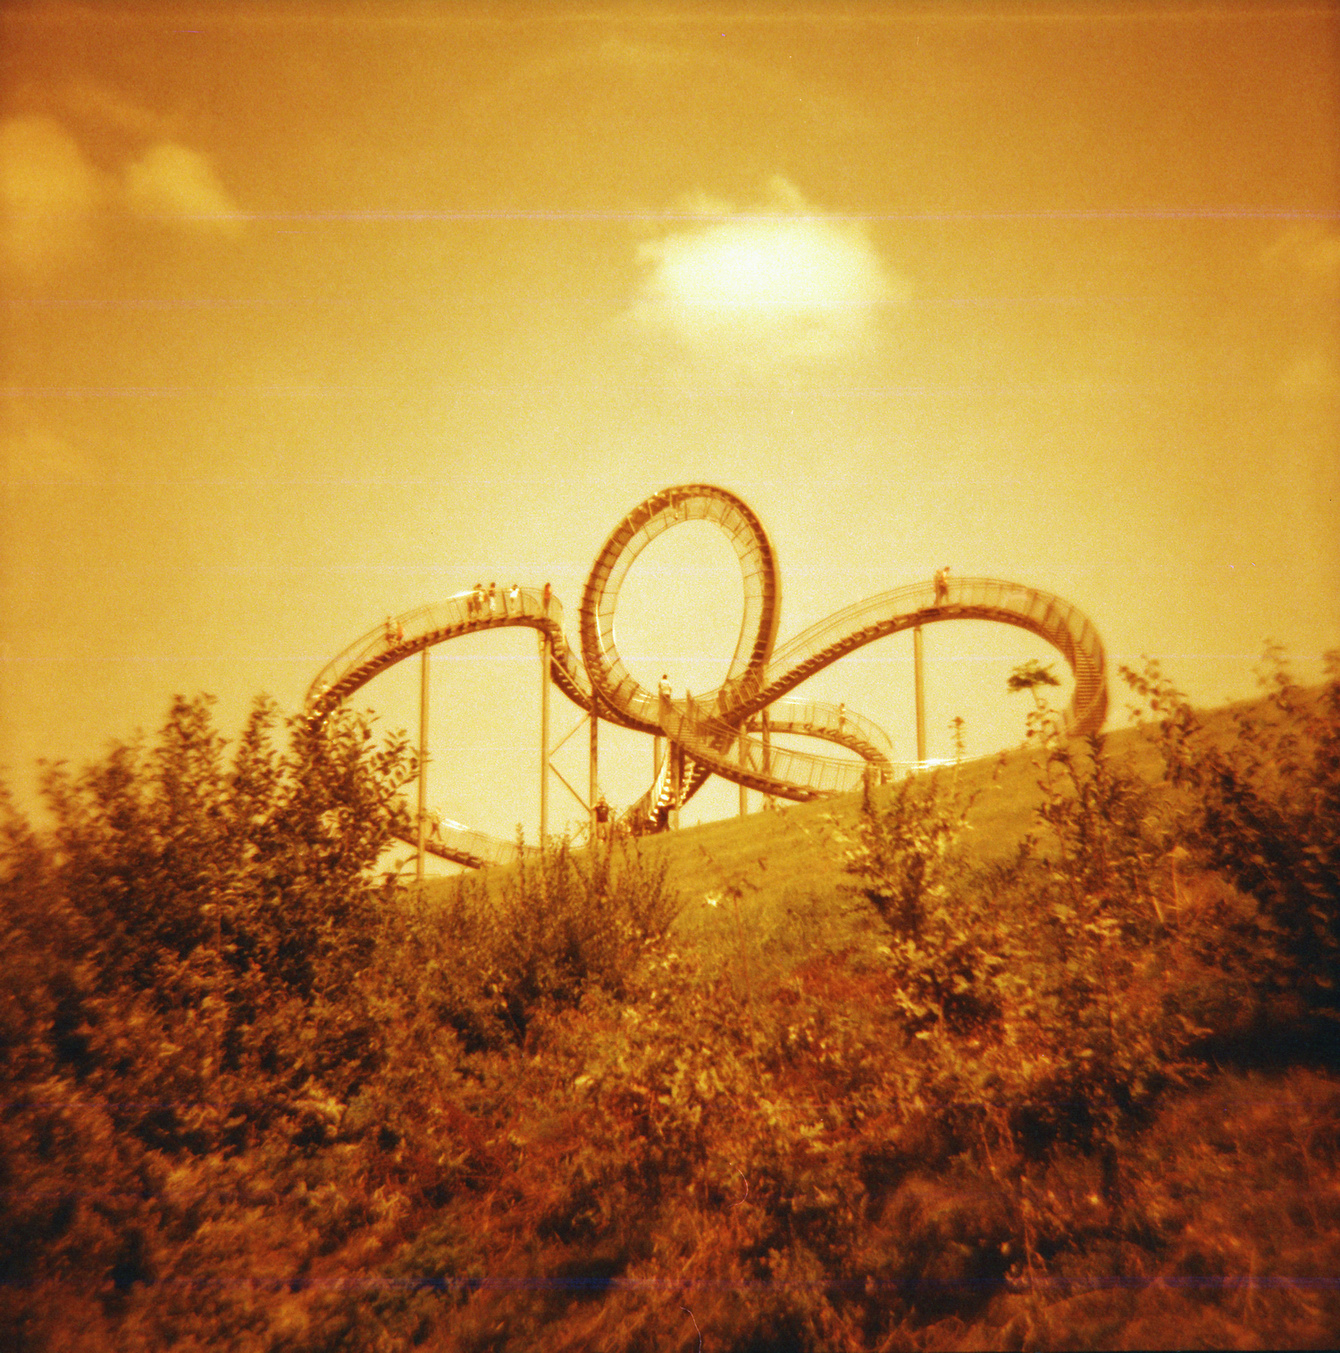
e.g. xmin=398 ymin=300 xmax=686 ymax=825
xmin=626 ymin=573 xmax=1106 ymax=801
xmin=657 ymin=698 xmax=879 ymax=800
xmin=309 ymin=566 xmax=1107 ymax=856
xmin=425 ymin=821 xmax=538 ymax=869
xmin=718 ymin=575 xmax=1106 ymax=735
xmin=304 ymin=586 xmax=594 ymax=714
xmin=761 ymin=696 xmax=895 ymax=764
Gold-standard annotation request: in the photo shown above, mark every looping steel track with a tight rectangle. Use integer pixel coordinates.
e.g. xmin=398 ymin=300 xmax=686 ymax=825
xmin=306 ymin=484 xmax=1107 ymax=867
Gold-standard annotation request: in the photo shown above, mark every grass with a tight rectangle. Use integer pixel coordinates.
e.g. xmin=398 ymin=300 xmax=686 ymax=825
xmin=424 ymin=714 xmax=1166 ymax=965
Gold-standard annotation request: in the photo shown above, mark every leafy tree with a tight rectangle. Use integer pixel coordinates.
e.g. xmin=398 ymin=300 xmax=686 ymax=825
xmin=1006 ymin=657 xmax=1061 ymax=709
xmin=33 ymin=694 xmax=415 ymax=1000
xmin=1123 ymin=649 xmax=1340 ymax=1023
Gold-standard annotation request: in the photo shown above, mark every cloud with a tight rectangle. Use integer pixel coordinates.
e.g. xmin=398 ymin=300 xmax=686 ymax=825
xmin=2 ymin=425 xmax=98 ymax=484
xmin=1263 ymin=225 xmax=1339 ymax=395
xmin=0 ymin=109 xmax=243 ymax=280
xmin=1278 ymin=349 xmax=1339 ymax=397
xmin=0 ymin=116 xmax=102 ymax=282
xmin=1263 ymin=223 xmax=1340 ymax=293
xmin=628 ymin=177 xmax=906 ymax=376
xmin=123 ymin=142 xmax=243 ymax=234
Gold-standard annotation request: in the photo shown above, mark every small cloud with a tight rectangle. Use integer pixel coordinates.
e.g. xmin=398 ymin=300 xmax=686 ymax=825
xmin=628 ymin=176 xmax=906 ymax=377
xmin=2 ymin=425 xmax=98 ymax=484
xmin=123 ymin=141 xmax=243 ymax=234
xmin=1278 ymin=349 xmax=1339 ymax=396
xmin=0 ymin=115 xmax=102 ymax=282
xmin=0 ymin=107 xmax=243 ymax=280
xmin=1263 ymin=223 xmax=1340 ymax=292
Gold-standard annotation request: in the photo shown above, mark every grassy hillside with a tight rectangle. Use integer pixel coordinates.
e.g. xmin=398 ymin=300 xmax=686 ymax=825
xmin=4 ymin=660 xmax=1339 ymax=1351
xmin=425 ymin=716 xmax=1165 ymax=973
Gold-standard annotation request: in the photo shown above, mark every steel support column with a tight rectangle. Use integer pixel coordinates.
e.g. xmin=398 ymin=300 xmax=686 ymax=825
xmin=761 ymin=706 xmax=772 ymax=806
xmin=416 ymin=646 xmax=429 ymax=883
xmin=913 ymin=624 xmax=927 ymax=766
xmin=670 ymin=742 xmax=683 ymax=831
xmin=589 ymin=691 xmax=599 ymax=839
xmin=539 ymin=630 xmax=550 ymax=844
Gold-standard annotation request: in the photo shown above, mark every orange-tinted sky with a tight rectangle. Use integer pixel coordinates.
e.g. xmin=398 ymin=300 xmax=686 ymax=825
xmin=3 ymin=1 xmax=1337 ymax=847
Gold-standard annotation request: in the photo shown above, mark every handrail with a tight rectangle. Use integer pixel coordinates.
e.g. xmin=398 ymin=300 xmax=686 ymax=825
xmin=421 ymin=821 xmax=539 ymax=870
xmin=306 ymin=486 xmax=1108 ymax=862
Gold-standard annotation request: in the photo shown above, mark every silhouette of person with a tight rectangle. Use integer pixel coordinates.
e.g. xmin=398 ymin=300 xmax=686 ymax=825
xmin=934 ymin=566 xmax=950 ymax=606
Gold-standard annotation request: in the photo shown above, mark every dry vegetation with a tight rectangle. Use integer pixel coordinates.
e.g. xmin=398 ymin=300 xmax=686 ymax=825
xmin=3 ymin=651 xmax=1339 ymax=1351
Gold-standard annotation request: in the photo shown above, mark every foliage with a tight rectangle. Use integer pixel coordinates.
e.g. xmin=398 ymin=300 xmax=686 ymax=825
xmin=1123 ymin=647 xmax=1340 ymax=1024
xmin=837 ymin=774 xmax=977 ymax=942
xmin=2 ymin=656 xmax=1339 ymax=1350
xmin=388 ymin=831 xmax=681 ymax=1051
xmin=1005 ymin=658 xmax=1061 ymax=705
xmin=32 ymin=695 xmax=415 ymax=999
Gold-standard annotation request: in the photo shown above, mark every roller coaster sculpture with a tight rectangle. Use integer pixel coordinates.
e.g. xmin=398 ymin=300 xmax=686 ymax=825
xmin=306 ymin=484 xmax=1108 ymax=870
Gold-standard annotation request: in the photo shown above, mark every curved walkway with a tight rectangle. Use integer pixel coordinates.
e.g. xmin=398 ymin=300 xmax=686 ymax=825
xmin=306 ymin=485 xmax=1108 ymax=862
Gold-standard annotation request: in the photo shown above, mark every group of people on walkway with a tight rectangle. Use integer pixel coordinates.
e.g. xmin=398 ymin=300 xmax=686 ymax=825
xmin=466 ymin=583 xmax=496 ymax=619
xmin=464 ymin=582 xmax=521 ymax=619
xmin=463 ymin=581 xmax=550 ymax=621
xmin=386 ymin=578 xmax=560 ymax=650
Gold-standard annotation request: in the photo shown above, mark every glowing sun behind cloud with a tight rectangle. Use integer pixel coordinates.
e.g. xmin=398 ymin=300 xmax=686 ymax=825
xmin=630 ymin=177 xmax=904 ymax=376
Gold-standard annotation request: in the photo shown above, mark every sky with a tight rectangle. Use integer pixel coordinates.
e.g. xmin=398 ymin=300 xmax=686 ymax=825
xmin=2 ymin=0 xmax=1337 ymax=858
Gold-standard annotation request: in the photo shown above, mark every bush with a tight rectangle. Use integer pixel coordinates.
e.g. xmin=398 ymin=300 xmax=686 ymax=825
xmin=33 ymin=694 xmax=415 ymax=1000
xmin=1123 ymin=649 xmax=1340 ymax=1026
xmin=391 ymin=832 xmax=681 ymax=1051
xmin=3 ymin=657 xmax=1339 ymax=1351
xmin=0 ymin=696 xmax=418 ymax=1350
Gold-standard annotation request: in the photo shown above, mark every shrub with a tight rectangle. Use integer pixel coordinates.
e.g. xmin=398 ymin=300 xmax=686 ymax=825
xmin=0 ymin=696 xmax=418 ymax=1350
xmin=393 ymin=832 xmax=681 ymax=1051
xmin=33 ymin=694 xmax=415 ymax=1001
xmin=4 ymin=657 xmax=1339 ymax=1351
xmin=1123 ymin=649 xmax=1340 ymax=1027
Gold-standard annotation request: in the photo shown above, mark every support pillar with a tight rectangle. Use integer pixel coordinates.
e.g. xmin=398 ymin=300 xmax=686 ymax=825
xmin=588 ymin=691 xmax=599 ymax=839
xmin=539 ymin=629 xmax=550 ymax=845
xmin=913 ymin=624 xmax=927 ymax=767
xmin=760 ymin=706 xmax=772 ymax=806
xmin=416 ymin=646 xmax=429 ymax=883
xmin=670 ymin=743 xmax=683 ymax=831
